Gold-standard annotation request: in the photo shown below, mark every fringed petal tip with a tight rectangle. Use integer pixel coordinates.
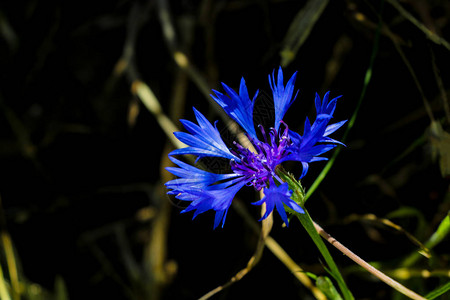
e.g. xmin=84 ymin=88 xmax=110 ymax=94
xmin=251 ymin=180 xmax=304 ymax=226
xmin=270 ymin=67 xmax=299 ymax=131
xmin=170 ymin=107 xmax=238 ymax=161
xmin=211 ymin=79 xmax=258 ymax=140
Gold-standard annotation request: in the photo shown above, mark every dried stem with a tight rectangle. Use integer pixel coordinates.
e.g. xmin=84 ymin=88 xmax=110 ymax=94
xmin=312 ymin=221 xmax=427 ymax=300
xmin=198 ymin=191 xmax=272 ymax=300
xmin=233 ymin=199 xmax=326 ymax=300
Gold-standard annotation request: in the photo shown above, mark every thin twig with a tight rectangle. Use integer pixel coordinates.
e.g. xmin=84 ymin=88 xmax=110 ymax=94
xmin=233 ymin=199 xmax=326 ymax=300
xmin=385 ymin=23 xmax=435 ymax=123
xmin=386 ymin=0 xmax=450 ymax=51
xmin=198 ymin=191 xmax=272 ymax=300
xmin=131 ymin=81 xmax=186 ymax=150
xmin=312 ymin=221 xmax=427 ymax=300
xmin=344 ymin=213 xmax=430 ymax=258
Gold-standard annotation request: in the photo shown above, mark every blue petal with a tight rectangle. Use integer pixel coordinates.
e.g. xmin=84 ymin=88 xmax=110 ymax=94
xmin=178 ymin=179 xmax=247 ymax=229
xmin=288 ymin=129 xmax=302 ymax=145
xmin=269 ymin=67 xmax=299 ymax=132
xmin=300 ymin=162 xmax=309 ymax=178
xmin=252 ymin=181 xmax=304 ymax=226
xmin=319 ymin=136 xmax=346 ymax=146
xmin=170 ymin=107 xmax=238 ymax=161
xmin=284 ymin=92 xmax=346 ymax=178
xmin=165 ymin=156 xmax=241 ymax=191
xmin=300 ymin=114 xmax=332 ymax=149
xmin=211 ymin=77 xmax=258 ymax=139
xmin=214 ymin=210 xmax=228 ymax=229
xmin=324 ymin=120 xmax=347 ymax=136
xmin=316 ymin=92 xmax=342 ymax=116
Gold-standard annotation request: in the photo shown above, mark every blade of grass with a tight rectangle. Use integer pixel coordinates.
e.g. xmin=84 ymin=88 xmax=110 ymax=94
xmin=403 ymin=212 xmax=450 ymax=267
xmin=54 ymin=275 xmax=69 ymax=300
xmin=316 ymin=276 xmax=343 ymax=300
xmin=0 ymin=195 xmax=19 ymax=300
xmin=305 ymin=0 xmax=384 ymax=201
xmin=425 ymin=281 xmax=450 ymax=300
xmin=280 ymin=0 xmax=329 ymax=67
xmin=425 ymin=212 xmax=450 ymax=249
xmin=386 ymin=0 xmax=450 ymax=51
xmin=0 ymin=261 xmax=11 ymax=300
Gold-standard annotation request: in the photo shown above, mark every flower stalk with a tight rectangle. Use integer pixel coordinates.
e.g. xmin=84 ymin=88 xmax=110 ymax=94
xmin=278 ymin=168 xmax=426 ymax=300
xmin=278 ymin=169 xmax=354 ymax=300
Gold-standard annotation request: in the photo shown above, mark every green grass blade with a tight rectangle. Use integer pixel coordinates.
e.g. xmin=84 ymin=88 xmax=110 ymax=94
xmin=425 ymin=212 xmax=450 ymax=250
xmin=316 ymin=276 xmax=344 ymax=300
xmin=403 ymin=212 xmax=450 ymax=267
xmin=0 ymin=261 xmax=12 ymax=300
xmin=425 ymin=280 xmax=450 ymax=300
xmin=305 ymin=0 xmax=384 ymax=202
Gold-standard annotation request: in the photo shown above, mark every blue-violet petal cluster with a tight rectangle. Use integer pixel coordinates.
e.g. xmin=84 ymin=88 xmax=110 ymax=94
xmin=166 ymin=67 xmax=346 ymax=228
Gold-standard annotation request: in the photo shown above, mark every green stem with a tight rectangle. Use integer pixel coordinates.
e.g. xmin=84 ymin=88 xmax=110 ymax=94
xmin=279 ymin=169 xmax=426 ymax=300
xmin=278 ymin=170 xmax=354 ymax=300
xmin=296 ymin=212 xmax=354 ymax=300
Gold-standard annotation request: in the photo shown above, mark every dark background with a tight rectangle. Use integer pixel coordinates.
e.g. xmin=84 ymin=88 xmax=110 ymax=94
xmin=0 ymin=0 xmax=449 ymax=299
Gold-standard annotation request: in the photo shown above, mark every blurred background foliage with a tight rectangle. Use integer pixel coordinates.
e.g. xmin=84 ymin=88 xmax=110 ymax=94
xmin=0 ymin=0 xmax=449 ymax=299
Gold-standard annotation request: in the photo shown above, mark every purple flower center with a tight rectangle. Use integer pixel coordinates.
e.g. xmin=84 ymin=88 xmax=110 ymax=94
xmin=230 ymin=123 xmax=291 ymax=190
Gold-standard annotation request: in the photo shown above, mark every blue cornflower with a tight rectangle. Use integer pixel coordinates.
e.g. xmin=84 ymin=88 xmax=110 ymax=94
xmin=166 ymin=67 xmax=346 ymax=228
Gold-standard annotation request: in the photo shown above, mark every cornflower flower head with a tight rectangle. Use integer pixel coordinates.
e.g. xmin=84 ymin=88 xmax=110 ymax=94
xmin=166 ymin=67 xmax=346 ymax=229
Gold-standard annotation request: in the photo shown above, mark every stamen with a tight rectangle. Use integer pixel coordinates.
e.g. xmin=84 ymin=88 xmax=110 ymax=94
xmin=258 ymin=124 xmax=268 ymax=144
xmin=230 ymin=124 xmax=292 ymax=191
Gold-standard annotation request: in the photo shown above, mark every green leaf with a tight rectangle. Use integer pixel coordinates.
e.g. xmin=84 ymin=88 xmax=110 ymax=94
xmin=54 ymin=275 xmax=70 ymax=300
xmin=425 ymin=212 xmax=450 ymax=250
xmin=316 ymin=276 xmax=344 ymax=300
